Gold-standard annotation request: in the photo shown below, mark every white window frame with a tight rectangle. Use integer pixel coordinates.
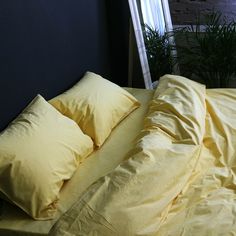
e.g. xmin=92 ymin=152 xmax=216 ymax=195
xmin=128 ymin=0 xmax=153 ymax=89
xmin=128 ymin=0 xmax=174 ymax=89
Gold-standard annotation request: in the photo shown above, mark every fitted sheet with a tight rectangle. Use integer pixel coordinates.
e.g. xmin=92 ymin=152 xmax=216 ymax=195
xmin=0 ymin=88 xmax=154 ymax=236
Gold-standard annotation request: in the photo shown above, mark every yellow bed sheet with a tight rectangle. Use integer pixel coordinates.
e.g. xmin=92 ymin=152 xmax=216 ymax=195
xmin=49 ymin=75 xmax=236 ymax=236
xmin=0 ymin=88 xmax=154 ymax=236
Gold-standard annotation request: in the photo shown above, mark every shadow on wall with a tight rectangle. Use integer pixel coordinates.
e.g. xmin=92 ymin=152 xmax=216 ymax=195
xmin=105 ymin=0 xmax=131 ymax=87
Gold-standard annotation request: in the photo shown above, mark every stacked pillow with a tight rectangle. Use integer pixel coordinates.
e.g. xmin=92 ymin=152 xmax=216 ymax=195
xmin=0 ymin=72 xmax=140 ymax=219
xmin=0 ymin=95 xmax=94 ymax=219
xmin=49 ymin=72 xmax=140 ymax=147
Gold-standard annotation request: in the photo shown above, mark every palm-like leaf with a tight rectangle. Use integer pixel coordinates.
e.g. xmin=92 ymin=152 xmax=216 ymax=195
xmin=174 ymin=11 xmax=236 ymax=88
xmin=143 ymin=24 xmax=175 ymax=81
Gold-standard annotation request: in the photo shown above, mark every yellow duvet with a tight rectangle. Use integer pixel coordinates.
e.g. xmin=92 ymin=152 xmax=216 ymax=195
xmin=50 ymin=75 xmax=236 ymax=236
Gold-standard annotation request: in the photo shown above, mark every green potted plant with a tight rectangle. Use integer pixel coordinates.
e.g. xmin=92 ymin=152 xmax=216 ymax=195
xmin=143 ymin=24 xmax=175 ymax=82
xmin=174 ymin=11 xmax=236 ymax=88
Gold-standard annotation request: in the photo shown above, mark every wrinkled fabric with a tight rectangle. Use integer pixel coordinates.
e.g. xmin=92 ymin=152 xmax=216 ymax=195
xmin=0 ymin=88 xmax=153 ymax=236
xmin=50 ymin=75 xmax=236 ymax=236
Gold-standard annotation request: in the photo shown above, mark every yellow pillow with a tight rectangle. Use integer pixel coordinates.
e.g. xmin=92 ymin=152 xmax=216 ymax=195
xmin=49 ymin=72 xmax=140 ymax=147
xmin=0 ymin=95 xmax=93 ymax=220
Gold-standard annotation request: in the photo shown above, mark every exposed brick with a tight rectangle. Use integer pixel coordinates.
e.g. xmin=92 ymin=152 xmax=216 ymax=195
xmin=169 ymin=0 xmax=236 ymax=24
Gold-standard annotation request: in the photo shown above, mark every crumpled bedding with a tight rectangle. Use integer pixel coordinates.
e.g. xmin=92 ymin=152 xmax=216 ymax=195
xmin=49 ymin=75 xmax=236 ymax=236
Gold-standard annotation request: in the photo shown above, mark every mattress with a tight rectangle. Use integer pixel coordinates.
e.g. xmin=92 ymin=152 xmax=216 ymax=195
xmin=0 ymin=88 xmax=154 ymax=236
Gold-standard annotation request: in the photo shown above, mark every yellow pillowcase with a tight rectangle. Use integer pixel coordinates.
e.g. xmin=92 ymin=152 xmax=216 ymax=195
xmin=0 ymin=95 xmax=93 ymax=220
xmin=49 ymin=72 xmax=140 ymax=147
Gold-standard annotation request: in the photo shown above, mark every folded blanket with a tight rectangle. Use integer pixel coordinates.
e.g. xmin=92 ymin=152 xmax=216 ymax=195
xmin=50 ymin=75 xmax=236 ymax=236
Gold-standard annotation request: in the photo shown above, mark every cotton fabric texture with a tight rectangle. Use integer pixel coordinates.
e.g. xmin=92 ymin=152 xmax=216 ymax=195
xmin=49 ymin=72 xmax=140 ymax=147
xmin=0 ymin=95 xmax=93 ymax=220
xmin=0 ymin=88 xmax=153 ymax=235
xmin=50 ymin=75 xmax=236 ymax=236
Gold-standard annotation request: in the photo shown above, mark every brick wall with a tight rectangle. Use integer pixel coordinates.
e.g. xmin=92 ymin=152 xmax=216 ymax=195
xmin=169 ymin=0 xmax=236 ymax=24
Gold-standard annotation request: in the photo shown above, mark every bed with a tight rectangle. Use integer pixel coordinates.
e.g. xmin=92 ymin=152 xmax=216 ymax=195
xmin=1 ymin=72 xmax=236 ymax=236
xmin=0 ymin=74 xmax=154 ymax=235
xmin=48 ymin=74 xmax=236 ymax=236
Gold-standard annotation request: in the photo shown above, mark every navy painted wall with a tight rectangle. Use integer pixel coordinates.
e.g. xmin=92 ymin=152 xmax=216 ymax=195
xmin=0 ymin=0 xmax=130 ymax=131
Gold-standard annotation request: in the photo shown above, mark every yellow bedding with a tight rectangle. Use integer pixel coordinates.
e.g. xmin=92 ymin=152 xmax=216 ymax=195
xmin=49 ymin=75 xmax=236 ymax=236
xmin=0 ymin=88 xmax=153 ymax=236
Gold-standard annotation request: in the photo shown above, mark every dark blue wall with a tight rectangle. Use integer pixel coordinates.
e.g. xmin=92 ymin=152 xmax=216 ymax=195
xmin=0 ymin=0 xmax=121 ymax=131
